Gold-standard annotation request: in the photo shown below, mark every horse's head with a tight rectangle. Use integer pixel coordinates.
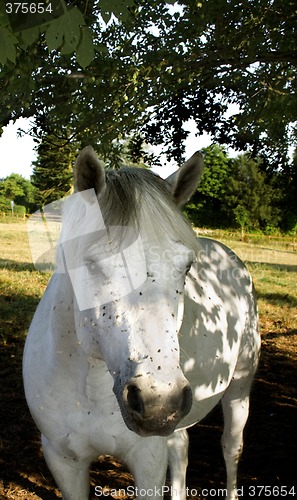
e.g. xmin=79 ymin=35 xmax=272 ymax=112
xmin=64 ymin=146 xmax=203 ymax=436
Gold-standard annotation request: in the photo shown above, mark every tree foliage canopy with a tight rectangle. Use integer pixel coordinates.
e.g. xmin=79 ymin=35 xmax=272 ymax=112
xmin=184 ymin=144 xmax=286 ymax=231
xmin=0 ymin=0 xmax=296 ymax=167
xmin=31 ymin=131 xmax=75 ymax=206
xmin=0 ymin=173 xmax=37 ymax=212
xmin=224 ymin=155 xmax=281 ymax=230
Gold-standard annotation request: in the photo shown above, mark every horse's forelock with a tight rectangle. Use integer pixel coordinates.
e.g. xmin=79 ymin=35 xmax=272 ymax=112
xmin=102 ymin=167 xmax=199 ymax=253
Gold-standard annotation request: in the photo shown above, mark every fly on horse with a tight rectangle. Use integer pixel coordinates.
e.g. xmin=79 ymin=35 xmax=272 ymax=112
xmin=23 ymin=146 xmax=260 ymax=500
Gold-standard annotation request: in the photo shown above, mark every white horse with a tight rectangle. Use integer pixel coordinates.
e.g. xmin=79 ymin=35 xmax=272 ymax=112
xmin=23 ymin=146 xmax=260 ymax=500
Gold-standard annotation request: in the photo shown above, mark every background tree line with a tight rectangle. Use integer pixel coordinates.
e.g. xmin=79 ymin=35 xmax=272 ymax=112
xmin=184 ymin=144 xmax=295 ymax=233
xmin=1 ymin=142 xmax=296 ymax=234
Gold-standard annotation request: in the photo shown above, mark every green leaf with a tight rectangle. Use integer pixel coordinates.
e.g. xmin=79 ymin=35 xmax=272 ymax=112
xmin=94 ymin=42 xmax=109 ymax=54
xmin=100 ymin=10 xmax=112 ymax=24
xmin=99 ymin=0 xmax=134 ymax=22
xmin=20 ymin=26 xmax=40 ymax=48
xmin=76 ymin=26 xmax=94 ymax=68
xmin=0 ymin=8 xmax=10 ymax=26
xmin=45 ymin=16 xmax=64 ymax=50
xmin=0 ymin=26 xmax=18 ymax=64
xmin=45 ymin=7 xmax=85 ymax=53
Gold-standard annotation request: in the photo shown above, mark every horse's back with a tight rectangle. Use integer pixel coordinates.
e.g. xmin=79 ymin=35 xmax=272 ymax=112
xmin=177 ymin=237 xmax=260 ymax=429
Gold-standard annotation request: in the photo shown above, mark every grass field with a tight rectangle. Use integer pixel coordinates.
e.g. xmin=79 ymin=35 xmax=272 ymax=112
xmin=1 ymin=221 xmax=296 ymax=348
xmin=208 ymin=230 xmax=297 ymax=358
xmin=0 ymin=221 xmax=296 ymax=499
xmin=0 ymin=222 xmax=50 ymax=346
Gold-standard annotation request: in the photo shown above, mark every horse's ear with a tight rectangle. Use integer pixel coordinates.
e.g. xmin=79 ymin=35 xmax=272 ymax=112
xmin=75 ymin=146 xmax=106 ymax=196
xmin=166 ymin=151 xmax=204 ymax=206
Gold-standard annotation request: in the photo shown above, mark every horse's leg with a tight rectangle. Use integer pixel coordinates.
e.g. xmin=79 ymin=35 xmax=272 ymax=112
xmin=42 ymin=435 xmax=90 ymax=500
xmin=125 ymin=437 xmax=168 ymax=500
xmin=221 ymin=372 xmax=255 ymax=500
xmin=167 ymin=429 xmax=189 ymax=500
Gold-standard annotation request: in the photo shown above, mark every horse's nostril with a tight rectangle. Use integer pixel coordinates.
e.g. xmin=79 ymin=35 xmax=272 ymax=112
xmin=181 ymin=385 xmax=192 ymax=416
xmin=127 ymin=384 xmax=144 ymax=416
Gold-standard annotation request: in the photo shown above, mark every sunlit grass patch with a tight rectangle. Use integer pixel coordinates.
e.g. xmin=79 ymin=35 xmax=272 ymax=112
xmin=0 ymin=223 xmax=51 ymax=343
xmin=215 ymin=235 xmax=297 ymax=339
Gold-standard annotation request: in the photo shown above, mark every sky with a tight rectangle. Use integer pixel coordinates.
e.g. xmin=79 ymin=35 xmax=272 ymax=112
xmin=0 ymin=117 xmax=214 ymax=181
xmin=0 ymin=118 xmax=37 ymax=180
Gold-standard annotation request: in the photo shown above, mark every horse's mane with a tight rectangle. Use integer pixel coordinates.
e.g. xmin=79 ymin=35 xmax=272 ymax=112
xmin=60 ymin=167 xmax=199 ymax=255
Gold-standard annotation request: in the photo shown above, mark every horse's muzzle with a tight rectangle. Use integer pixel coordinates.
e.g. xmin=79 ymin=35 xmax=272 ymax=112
xmin=116 ymin=378 xmax=192 ymax=437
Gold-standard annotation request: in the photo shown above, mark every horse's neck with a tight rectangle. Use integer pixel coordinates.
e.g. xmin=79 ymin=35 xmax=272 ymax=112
xmin=43 ymin=273 xmax=109 ymax=399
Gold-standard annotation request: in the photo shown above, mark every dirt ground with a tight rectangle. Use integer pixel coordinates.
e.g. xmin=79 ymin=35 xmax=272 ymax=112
xmin=1 ymin=325 xmax=296 ymax=500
